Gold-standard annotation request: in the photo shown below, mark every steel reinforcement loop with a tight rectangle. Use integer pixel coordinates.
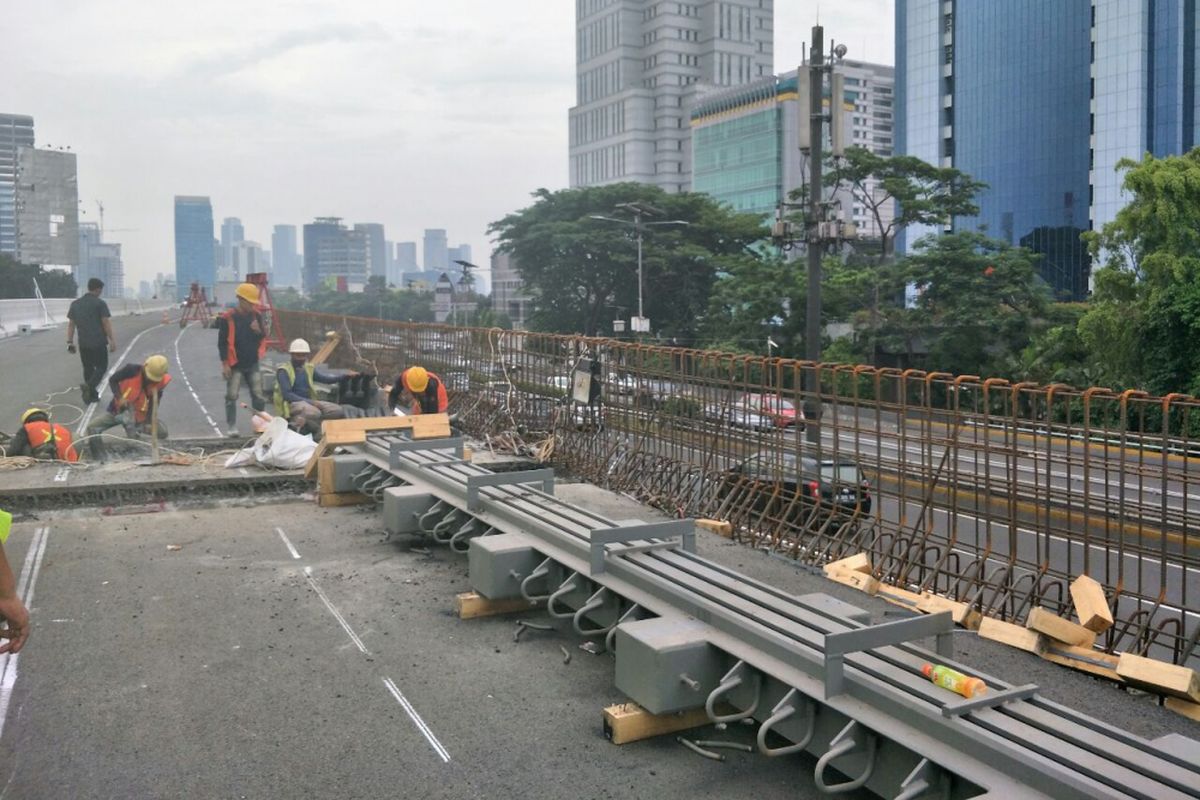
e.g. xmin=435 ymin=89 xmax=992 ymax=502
xmin=813 ymin=720 xmax=878 ymax=795
xmin=604 ymin=604 xmax=642 ymax=652
xmin=572 ymin=587 xmax=613 ymax=637
xmin=417 ymin=500 xmax=449 ymax=534
xmin=546 ymin=572 xmax=581 ymax=619
xmin=519 ymin=557 xmax=554 ymax=603
xmin=756 ymin=688 xmax=815 ymax=757
xmin=705 ymin=660 xmax=762 ymax=724
xmin=431 ymin=509 xmax=463 ymax=544
xmin=449 ymin=518 xmax=485 ymax=553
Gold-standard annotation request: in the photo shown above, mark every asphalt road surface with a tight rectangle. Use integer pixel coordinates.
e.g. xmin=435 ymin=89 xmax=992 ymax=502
xmin=0 ymin=484 xmax=1193 ymax=800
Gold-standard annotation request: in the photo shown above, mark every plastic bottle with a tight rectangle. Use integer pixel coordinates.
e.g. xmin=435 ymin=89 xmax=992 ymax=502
xmin=921 ymin=663 xmax=987 ymax=699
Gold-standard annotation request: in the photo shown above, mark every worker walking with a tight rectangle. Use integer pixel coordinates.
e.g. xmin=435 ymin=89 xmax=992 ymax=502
xmin=8 ymin=408 xmax=79 ymax=462
xmin=218 ymin=282 xmax=267 ymax=437
xmin=388 ymin=366 xmax=448 ymax=415
xmin=85 ymin=355 xmax=170 ymax=461
xmin=274 ymin=338 xmax=346 ymax=434
xmin=66 ymin=278 xmax=117 ymax=404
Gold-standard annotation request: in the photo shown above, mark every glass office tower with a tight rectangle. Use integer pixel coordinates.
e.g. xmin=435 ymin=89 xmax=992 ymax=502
xmin=897 ymin=0 xmax=1200 ymax=300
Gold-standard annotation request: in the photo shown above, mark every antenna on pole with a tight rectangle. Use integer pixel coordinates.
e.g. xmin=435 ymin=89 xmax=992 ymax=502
xmin=96 ymin=200 xmax=105 ymax=237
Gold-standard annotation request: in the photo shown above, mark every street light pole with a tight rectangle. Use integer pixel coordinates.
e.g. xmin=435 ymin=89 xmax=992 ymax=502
xmin=589 ymin=206 xmax=687 ymax=335
xmin=636 ymin=218 xmax=644 ymax=321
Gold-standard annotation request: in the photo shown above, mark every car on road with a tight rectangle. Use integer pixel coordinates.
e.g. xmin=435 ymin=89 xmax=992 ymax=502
xmin=740 ymin=393 xmax=805 ymax=430
xmin=607 ymin=373 xmax=637 ymax=395
xmin=703 ymin=403 xmax=774 ymax=432
xmin=721 ymin=451 xmax=872 ymax=518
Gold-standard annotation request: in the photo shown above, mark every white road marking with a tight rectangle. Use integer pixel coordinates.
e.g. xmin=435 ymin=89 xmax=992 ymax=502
xmin=274 ymin=527 xmax=301 ymax=560
xmin=76 ymin=322 xmax=168 ymax=434
xmin=53 ymin=467 xmax=70 ymax=483
xmin=173 ymin=323 xmax=224 ymax=436
xmin=303 ymin=566 xmax=369 ymax=655
xmin=0 ymin=526 xmax=50 ymax=740
xmin=382 ymin=677 xmax=451 ymax=763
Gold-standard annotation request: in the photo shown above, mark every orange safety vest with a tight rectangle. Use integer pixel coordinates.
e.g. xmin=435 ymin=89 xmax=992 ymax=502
xmin=22 ymin=421 xmax=79 ymax=463
xmin=221 ymin=309 xmax=267 ymax=367
xmin=402 ymin=370 xmax=449 ymax=415
xmin=116 ymin=373 xmax=172 ymax=424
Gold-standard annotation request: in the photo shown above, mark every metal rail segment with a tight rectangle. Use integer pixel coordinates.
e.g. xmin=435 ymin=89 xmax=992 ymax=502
xmin=326 ymin=431 xmax=1200 ymax=800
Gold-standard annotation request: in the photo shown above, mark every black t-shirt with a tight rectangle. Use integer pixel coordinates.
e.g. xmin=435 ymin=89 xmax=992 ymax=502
xmin=68 ymin=293 xmax=111 ymax=348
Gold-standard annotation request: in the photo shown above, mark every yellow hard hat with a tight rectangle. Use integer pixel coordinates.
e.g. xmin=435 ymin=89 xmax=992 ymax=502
xmin=235 ymin=282 xmax=260 ymax=305
xmin=143 ymin=354 xmax=169 ymax=382
xmin=21 ymin=408 xmax=48 ymax=425
xmin=404 ymin=366 xmax=429 ymax=393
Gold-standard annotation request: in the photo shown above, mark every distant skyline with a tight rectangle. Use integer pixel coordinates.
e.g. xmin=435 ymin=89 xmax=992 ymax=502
xmin=1 ymin=1 xmax=893 ymax=287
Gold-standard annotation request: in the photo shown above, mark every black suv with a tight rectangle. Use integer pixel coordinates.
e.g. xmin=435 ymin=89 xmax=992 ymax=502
xmin=722 ymin=451 xmax=872 ymax=517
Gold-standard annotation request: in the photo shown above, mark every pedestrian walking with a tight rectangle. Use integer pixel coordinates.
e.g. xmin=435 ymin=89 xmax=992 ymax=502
xmin=66 ymin=278 xmax=116 ymax=404
xmin=217 ymin=282 xmax=267 ymax=437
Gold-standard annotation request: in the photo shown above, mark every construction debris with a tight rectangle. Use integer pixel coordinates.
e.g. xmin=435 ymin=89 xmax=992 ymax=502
xmin=1069 ymin=574 xmax=1114 ymax=633
xmin=1026 ymin=607 xmax=1097 ymax=648
xmin=1116 ymin=653 xmax=1200 ymax=702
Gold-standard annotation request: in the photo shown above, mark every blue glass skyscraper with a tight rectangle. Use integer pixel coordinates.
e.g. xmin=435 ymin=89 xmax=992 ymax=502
xmin=897 ymin=0 xmax=1200 ymax=300
xmin=174 ymin=196 xmax=215 ymax=301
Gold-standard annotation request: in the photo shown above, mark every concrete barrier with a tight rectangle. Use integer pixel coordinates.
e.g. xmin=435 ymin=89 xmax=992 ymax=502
xmin=0 ymin=297 xmax=173 ymax=339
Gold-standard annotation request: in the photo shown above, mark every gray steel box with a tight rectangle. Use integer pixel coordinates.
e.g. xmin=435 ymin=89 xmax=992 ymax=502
xmin=795 ymin=592 xmax=871 ymax=625
xmin=328 ymin=455 xmax=369 ymax=493
xmin=614 ymin=617 xmax=725 ymax=715
xmin=382 ymin=486 xmax=439 ymax=535
xmin=467 ymin=532 xmax=542 ymax=600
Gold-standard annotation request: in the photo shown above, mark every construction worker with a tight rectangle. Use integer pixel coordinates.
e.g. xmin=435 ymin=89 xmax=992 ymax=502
xmin=66 ymin=277 xmax=117 ymax=404
xmin=85 ymin=355 xmax=170 ymax=461
xmin=0 ymin=509 xmax=31 ymax=655
xmin=388 ymin=366 xmax=448 ymax=415
xmin=274 ymin=338 xmax=347 ymax=434
xmin=218 ymin=282 xmax=267 ymax=437
xmin=7 ymin=408 xmax=79 ymax=462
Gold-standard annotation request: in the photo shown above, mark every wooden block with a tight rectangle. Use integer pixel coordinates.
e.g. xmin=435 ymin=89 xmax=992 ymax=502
xmin=1116 ymin=653 xmax=1200 ymax=702
xmin=917 ymin=594 xmax=982 ymax=630
xmin=1038 ymin=639 xmax=1121 ymax=681
xmin=825 ymin=567 xmax=880 ymax=595
xmin=304 ymin=439 xmax=330 ymax=479
xmin=1164 ymin=697 xmax=1200 ymax=722
xmin=696 ymin=519 xmax=734 ymax=538
xmin=410 ymin=414 xmax=452 ymax=439
xmin=463 ymin=447 xmax=473 ymax=463
xmin=317 ymin=492 xmax=371 ymax=508
xmin=310 ymin=332 xmax=341 ymax=365
xmin=455 ymin=591 xmax=536 ymax=620
xmin=877 ymin=583 xmax=924 ymax=610
xmin=822 ymin=552 xmax=872 ymax=575
xmin=1069 ymin=574 xmax=1114 ymax=633
xmin=977 ymin=617 xmax=1042 ymax=653
xmin=1026 ymin=607 xmax=1097 ymax=648
xmin=324 ymin=429 xmax=368 ymax=446
xmin=321 ymin=414 xmax=440 ymax=436
xmin=317 ymin=456 xmax=336 ymax=495
xmin=602 ymin=702 xmax=711 ymax=745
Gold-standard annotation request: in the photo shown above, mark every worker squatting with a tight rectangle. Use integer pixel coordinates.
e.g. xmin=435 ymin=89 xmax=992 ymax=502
xmin=10 ymin=282 xmax=450 ymax=465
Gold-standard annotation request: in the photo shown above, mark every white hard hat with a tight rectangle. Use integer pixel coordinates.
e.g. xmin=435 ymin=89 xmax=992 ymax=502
xmin=288 ymin=338 xmax=311 ymax=354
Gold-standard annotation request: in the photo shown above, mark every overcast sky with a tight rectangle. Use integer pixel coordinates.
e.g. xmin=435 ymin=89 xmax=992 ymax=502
xmin=2 ymin=1 xmax=893 ymax=289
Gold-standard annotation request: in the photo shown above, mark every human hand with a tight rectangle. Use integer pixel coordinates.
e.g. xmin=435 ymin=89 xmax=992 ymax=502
xmin=250 ymin=319 xmax=262 ymax=335
xmin=0 ymin=593 xmax=30 ymax=655
xmin=222 ymin=363 xmax=232 ymax=379
xmin=67 ymin=343 xmax=76 ymax=354
xmin=109 ymin=341 xmax=117 ymax=353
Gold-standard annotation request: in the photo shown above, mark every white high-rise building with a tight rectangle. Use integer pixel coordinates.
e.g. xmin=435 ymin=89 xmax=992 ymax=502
xmin=569 ymin=0 xmax=774 ymax=193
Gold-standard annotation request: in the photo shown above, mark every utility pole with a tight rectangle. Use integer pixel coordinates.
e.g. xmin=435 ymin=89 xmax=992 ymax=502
xmin=804 ymin=25 xmax=826 ymax=451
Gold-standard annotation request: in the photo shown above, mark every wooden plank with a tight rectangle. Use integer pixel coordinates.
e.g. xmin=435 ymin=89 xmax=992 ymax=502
xmin=602 ymin=702 xmax=711 ymax=745
xmin=1165 ymin=697 xmax=1200 ymax=722
xmin=1026 ymin=606 xmax=1097 ymax=648
xmin=1038 ymin=639 xmax=1121 ymax=681
xmin=917 ymin=594 xmax=982 ymax=630
xmin=317 ymin=456 xmax=336 ymax=495
xmin=310 ymin=332 xmax=341 ymax=366
xmin=303 ymin=439 xmax=330 ymax=479
xmin=321 ymin=415 xmax=422 ymax=436
xmin=1116 ymin=653 xmax=1200 ymax=702
xmin=410 ymin=414 xmax=452 ymax=439
xmin=977 ymin=617 xmax=1042 ymax=653
xmin=825 ymin=567 xmax=880 ymax=596
xmin=324 ymin=429 xmax=369 ymax=446
xmin=822 ymin=552 xmax=872 ymax=576
xmin=695 ymin=519 xmax=733 ymax=538
xmin=1069 ymin=574 xmax=1114 ymax=633
xmin=877 ymin=583 xmax=924 ymax=610
xmin=455 ymin=591 xmax=537 ymax=620
xmin=317 ymin=492 xmax=371 ymax=508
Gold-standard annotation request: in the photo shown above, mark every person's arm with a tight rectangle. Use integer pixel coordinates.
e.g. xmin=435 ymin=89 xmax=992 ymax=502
xmin=217 ymin=316 xmax=231 ymax=377
xmin=102 ymin=314 xmax=116 ymax=352
xmin=108 ymin=364 xmax=136 ymax=409
xmin=0 ymin=541 xmax=30 ymax=655
xmin=387 ymin=380 xmax=402 ymax=412
xmin=312 ymin=366 xmax=342 ymax=385
xmin=277 ymin=369 xmax=304 ymax=403
xmin=7 ymin=428 xmax=30 ymax=457
xmin=66 ymin=319 xmax=76 ymax=352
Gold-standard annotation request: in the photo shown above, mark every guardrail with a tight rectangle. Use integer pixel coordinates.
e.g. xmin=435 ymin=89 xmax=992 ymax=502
xmin=278 ymin=310 xmax=1200 ymax=665
xmin=0 ymin=296 xmax=172 ymax=338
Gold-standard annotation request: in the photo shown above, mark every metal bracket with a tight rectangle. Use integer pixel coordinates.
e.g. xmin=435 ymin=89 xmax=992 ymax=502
xmin=389 ymin=436 xmax=465 ymax=468
xmin=588 ymin=520 xmax=696 ymax=575
xmin=823 ymin=611 xmax=953 ymax=699
xmin=418 ymin=459 xmax=471 ymax=469
xmin=941 ymin=683 xmax=1039 ymax=718
xmin=465 ymin=469 xmax=555 ymax=511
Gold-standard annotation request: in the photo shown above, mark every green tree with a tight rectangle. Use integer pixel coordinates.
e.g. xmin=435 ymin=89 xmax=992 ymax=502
xmin=1081 ymin=150 xmax=1200 ymax=394
xmin=0 ymin=254 xmax=77 ymax=298
xmin=275 ymin=283 xmax=435 ymax=323
xmin=489 ymin=183 xmax=767 ymax=337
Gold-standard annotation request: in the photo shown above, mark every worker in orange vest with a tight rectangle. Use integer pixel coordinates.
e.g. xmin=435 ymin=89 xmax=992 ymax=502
xmin=8 ymin=408 xmax=79 ymax=462
xmin=388 ymin=366 xmax=448 ymax=415
xmin=85 ymin=354 xmax=171 ymax=461
xmin=217 ymin=282 xmax=267 ymax=437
